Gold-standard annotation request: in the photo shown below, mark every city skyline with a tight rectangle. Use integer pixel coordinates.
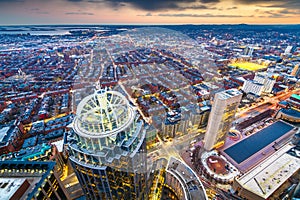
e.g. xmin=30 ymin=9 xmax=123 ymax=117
xmin=0 ymin=23 xmax=299 ymax=199
xmin=0 ymin=0 xmax=299 ymax=25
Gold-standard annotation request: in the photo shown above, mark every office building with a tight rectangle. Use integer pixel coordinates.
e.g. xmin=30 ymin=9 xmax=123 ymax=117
xmin=244 ymin=46 xmax=254 ymax=56
xmin=161 ymin=112 xmax=189 ymax=139
xmin=145 ymin=124 xmax=158 ymax=149
xmin=187 ymin=104 xmax=211 ymax=129
xmin=204 ymin=89 xmax=242 ymax=151
xmin=264 ymin=77 xmax=276 ymax=93
xmin=0 ymin=143 xmax=66 ymax=177
xmin=0 ymin=161 xmax=70 ymax=200
xmin=66 ymin=90 xmax=147 ymax=200
xmin=242 ymin=80 xmax=264 ymax=96
xmin=242 ymin=73 xmax=276 ymax=96
xmin=253 ymin=73 xmax=276 ymax=93
xmin=161 ymin=110 xmax=181 ymax=139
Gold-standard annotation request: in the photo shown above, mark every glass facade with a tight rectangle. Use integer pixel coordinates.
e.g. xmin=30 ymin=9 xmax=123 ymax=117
xmin=216 ymin=102 xmax=239 ymax=145
xmin=204 ymin=89 xmax=242 ymax=151
xmin=0 ymin=161 xmax=70 ymax=200
xmin=67 ymin=90 xmax=147 ymax=200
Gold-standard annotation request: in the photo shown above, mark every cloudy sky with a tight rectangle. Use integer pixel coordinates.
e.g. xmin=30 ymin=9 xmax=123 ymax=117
xmin=0 ymin=0 xmax=299 ymax=25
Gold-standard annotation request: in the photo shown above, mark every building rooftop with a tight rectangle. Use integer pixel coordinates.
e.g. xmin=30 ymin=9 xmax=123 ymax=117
xmin=235 ymin=143 xmax=300 ymax=199
xmin=224 ymin=121 xmax=295 ymax=164
xmin=217 ymin=89 xmax=242 ymax=100
xmin=167 ymin=157 xmax=208 ymax=200
xmin=280 ymin=108 xmax=300 ymax=119
xmin=51 ymin=139 xmax=64 ymax=152
xmin=0 ymin=143 xmax=52 ymax=161
xmin=0 ymin=125 xmax=19 ymax=148
xmin=0 ymin=161 xmax=56 ymax=200
xmin=73 ymin=90 xmax=135 ymax=138
xmin=0 ymin=178 xmax=29 ymax=200
xmin=246 ymin=80 xmax=264 ymax=86
xmin=291 ymin=94 xmax=300 ymax=101
xmin=201 ymin=151 xmax=240 ymax=183
xmin=0 ymin=127 xmax=10 ymax=143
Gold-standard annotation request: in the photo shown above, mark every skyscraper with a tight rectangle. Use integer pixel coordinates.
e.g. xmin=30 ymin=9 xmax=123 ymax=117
xmin=66 ymin=90 xmax=147 ymax=199
xmin=244 ymin=46 xmax=254 ymax=56
xmin=253 ymin=72 xmax=276 ymax=93
xmin=204 ymin=89 xmax=242 ymax=151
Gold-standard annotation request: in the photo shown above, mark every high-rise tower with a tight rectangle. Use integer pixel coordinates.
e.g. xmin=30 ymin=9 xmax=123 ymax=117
xmin=66 ymin=90 xmax=147 ymax=199
xmin=244 ymin=46 xmax=254 ymax=56
xmin=204 ymin=89 xmax=242 ymax=151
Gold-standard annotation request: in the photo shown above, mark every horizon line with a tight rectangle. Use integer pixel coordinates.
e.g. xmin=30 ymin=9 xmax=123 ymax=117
xmin=0 ymin=23 xmax=299 ymax=26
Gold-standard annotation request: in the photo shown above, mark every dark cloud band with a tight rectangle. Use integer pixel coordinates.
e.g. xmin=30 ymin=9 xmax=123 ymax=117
xmin=236 ymin=0 xmax=300 ymax=9
xmin=67 ymin=0 xmax=220 ymax=11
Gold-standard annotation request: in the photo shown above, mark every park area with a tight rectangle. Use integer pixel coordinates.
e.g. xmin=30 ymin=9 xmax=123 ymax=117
xmin=230 ymin=62 xmax=267 ymax=71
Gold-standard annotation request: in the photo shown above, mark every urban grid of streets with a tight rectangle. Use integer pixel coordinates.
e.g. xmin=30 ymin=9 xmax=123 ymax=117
xmin=0 ymin=25 xmax=299 ymax=200
xmin=52 ymin=29 xmax=300 ymax=199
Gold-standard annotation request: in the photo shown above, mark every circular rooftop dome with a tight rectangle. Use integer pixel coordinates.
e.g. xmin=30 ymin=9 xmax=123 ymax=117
xmin=73 ymin=90 xmax=135 ymax=138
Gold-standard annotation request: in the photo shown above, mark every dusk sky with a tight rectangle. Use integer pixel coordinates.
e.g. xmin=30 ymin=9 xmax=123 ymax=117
xmin=0 ymin=0 xmax=299 ymax=25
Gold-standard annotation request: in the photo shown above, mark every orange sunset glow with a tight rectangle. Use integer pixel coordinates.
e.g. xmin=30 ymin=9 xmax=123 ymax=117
xmin=0 ymin=0 xmax=299 ymax=24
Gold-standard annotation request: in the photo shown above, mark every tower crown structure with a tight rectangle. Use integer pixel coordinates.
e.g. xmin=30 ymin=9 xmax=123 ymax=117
xmin=67 ymin=89 xmax=147 ymax=200
xmin=74 ymin=90 xmax=135 ymax=138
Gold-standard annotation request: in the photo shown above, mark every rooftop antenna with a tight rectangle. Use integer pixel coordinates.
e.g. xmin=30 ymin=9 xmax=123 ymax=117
xmin=95 ymin=81 xmax=101 ymax=91
xmin=95 ymin=80 xmax=108 ymax=94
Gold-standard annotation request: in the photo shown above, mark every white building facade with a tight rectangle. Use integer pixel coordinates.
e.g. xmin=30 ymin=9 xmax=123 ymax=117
xmin=204 ymin=89 xmax=242 ymax=151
